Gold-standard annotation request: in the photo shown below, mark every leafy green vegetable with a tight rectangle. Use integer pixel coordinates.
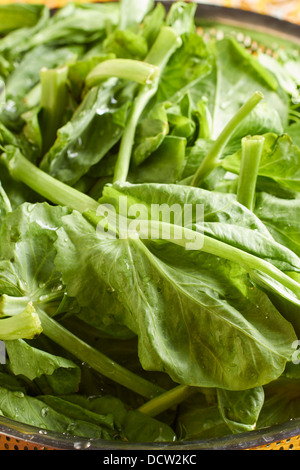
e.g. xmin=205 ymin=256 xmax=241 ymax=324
xmin=0 ymin=44 xmax=81 ymax=132
xmin=0 ymin=385 xmax=117 ymax=439
xmin=50 ymin=185 xmax=299 ymax=390
xmin=27 ymin=3 xmax=120 ymax=48
xmin=254 ymin=192 xmax=300 ymax=257
xmin=39 ymin=79 xmax=132 ymax=185
xmin=195 ymin=37 xmax=289 ymax=141
xmin=0 ymin=4 xmax=45 ymax=35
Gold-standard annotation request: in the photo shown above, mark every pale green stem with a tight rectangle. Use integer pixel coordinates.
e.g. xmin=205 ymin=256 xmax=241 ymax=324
xmin=237 ymin=135 xmax=265 ymax=211
xmin=113 ymin=26 xmax=182 ymax=183
xmin=137 ymin=385 xmax=195 ymax=417
xmin=1 ymin=147 xmax=99 ymax=213
xmin=37 ymin=308 xmax=165 ymax=400
xmin=40 ymin=66 xmax=69 ymax=154
xmin=86 ymin=59 xmax=159 ymax=88
xmin=190 ymin=91 xmax=264 ymax=187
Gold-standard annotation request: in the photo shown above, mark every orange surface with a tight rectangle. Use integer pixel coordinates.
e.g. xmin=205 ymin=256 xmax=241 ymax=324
xmin=249 ymin=434 xmax=300 ymax=450
xmin=0 ymin=434 xmax=57 ymax=450
xmin=0 ymin=0 xmax=118 ymax=9
xmin=1 ymin=432 xmax=300 ymax=450
xmin=0 ymin=0 xmax=300 ymax=23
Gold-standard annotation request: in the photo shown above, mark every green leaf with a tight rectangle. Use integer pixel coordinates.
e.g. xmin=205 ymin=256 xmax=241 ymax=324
xmin=121 ymin=409 xmax=176 ymax=442
xmin=0 ymin=370 xmax=27 ymax=393
xmin=167 ymin=93 xmax=197 ymax=143
xmin=0 ymin=385 xmax=116 ymax=439
xmin=155 ymin=32 xmax=213 ymax=105
xmin=256 ymin=379 xmax=300 ymax=429
xmin=5 ymin=339 xmax=80 ymax=394
xmin=0 ymin=4 xmax=45 ymax=35
xmin=132 ymin=102 xmax=169 ymax=166
xmin=118 ymin=0 xmax=154 ymax=31
xmin=129 ymin=136 xmax=186 ymax=184
xmin=68 ymin=54 xmax=115 ymax=101
xmin=54 ymin=204 xmax=297 ymax=390
xmin=41 ymin=393 xmax=177 ymax=442
xmin=217 ymin=387 xmax=265 ymax=434
xmin=224 ymin=100 xmax=284 ymax=156
xmin=166 ymin=1 xmax=197 ymax=36
xmin=0 ymin=202 xmax=70 ymax=315
xmin=140 ymin=2 xmax=166 ymax=49
xmin=0 ymin=5 xmax=49 ymax=59
xmin=102 ymin=182 xmax=300 ymax=272
xmin=37 ymin=395 xmax=116 ymax=432
xmin=40 ymin=80 xmax=132 ymax=186
xmin=52 ymin=211 xmax=132 ymax=338
xmin=103 ymin=30 xmax=148 ymax=61
xmin=286 ymin=122 xmax=300 ymax=148
xmin=192 ymin=38 xmax=289 ymax=141
xmin=0 ymin=182 xmax=11 ymax=227
xmin=258 ymin=52 xmax=300 ymax=100
xmin=176 ymin=392 xmax=229 ymax=440
xmin=254 ymin=192 xmax=300 ymax=258
xmin=28 ymin=2 xmax=120 ymax=48
xmin=0 ymin=45 xmax=81 ymax=132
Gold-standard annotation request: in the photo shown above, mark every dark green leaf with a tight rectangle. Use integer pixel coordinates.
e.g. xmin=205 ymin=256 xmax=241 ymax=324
xmin=217 ymin=387 xmax=265 ymax=434
xmin=40 ymin=80 xmax=132 ymax=186
xmin=5 ymin=339 xmax=80 ymax=394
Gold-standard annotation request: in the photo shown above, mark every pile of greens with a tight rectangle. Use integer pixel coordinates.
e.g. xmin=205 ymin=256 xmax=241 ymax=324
xmin=1 ymin=0 xmax=300 ymax=444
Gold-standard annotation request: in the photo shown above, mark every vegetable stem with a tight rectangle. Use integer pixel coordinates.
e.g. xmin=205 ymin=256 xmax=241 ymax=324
xmin=86 ymin=59 xmax=159 ymax=88
xmin=190 ymin=91 xmax=264 ymax=187
xmin=139 ymin=220 xmax=300 ymax=303
xmin=3 ymin=148 xmax=300 ymax=310
xmin=113 ymin=26 xmax=182 ymax=183
xmin=37 ymin=308 xmax=165 ymax=400
xmin=0 ymin=295 xmax=30 ymax=317
xmin=0 ymin=303 xmax=42 ymax=341
xmin=39 ymin=66 xmax=69 ymax=154
xmin=1 ymin=147 xmax=99 ymax=213
xmin=137 ymin=385 xmax=195 ymax=417
xmin=113 ymin=85 xmax=156 ymax=183
xmin=237 ymin=135 xmax=265 ymax=211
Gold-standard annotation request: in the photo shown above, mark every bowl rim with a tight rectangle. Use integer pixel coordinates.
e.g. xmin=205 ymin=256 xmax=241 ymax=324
xmin=1 ymin=412 xmax=300 ymax=450
xmin=1 ymin=1 xmax=300 ymax=451
xmin=182 ymin=1 xmax=300 ymax=46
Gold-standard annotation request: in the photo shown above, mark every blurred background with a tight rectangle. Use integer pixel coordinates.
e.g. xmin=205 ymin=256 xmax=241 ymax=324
xmin=0 ymin=0 xmax=299 ymax=24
